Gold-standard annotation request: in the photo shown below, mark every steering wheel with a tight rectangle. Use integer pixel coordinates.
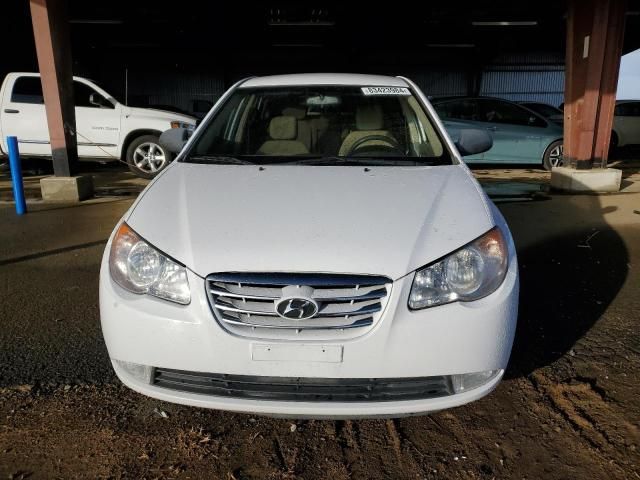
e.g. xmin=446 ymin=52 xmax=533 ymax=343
xmin=345 ymin=134 xmax=404 ymax=157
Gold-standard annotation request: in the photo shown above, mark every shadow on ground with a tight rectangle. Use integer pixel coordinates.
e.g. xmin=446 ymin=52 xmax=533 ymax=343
xmin=0 ymin=159 xmax=145 ymax=201
xmin=500 ymin=194 xmax=629 ymax=379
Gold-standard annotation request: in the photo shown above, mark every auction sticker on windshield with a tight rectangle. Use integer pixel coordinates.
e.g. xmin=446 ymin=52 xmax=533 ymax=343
xmin=361 ymin=86 xmax=411 ymax=96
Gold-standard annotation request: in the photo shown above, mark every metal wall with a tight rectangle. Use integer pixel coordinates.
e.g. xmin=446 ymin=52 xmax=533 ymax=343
xmin=480 ymin=52 xmax=565 ymax=107
xmin=89 ymin=53 xmax=566 ymax=116
xmin=126 ymin=71 xmax=225 ymax=115
xmin=406 ymin=70 xmax=469 ymax=98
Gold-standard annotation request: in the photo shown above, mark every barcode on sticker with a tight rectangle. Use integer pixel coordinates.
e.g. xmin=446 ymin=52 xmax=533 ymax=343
xmin=361 ymin=87 xmax=410 ymax=96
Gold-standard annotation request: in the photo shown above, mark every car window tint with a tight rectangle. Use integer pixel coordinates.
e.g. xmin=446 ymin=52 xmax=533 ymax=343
xmin=615 ymin=102 xmax=640 ymax=117
xmin=11 ymin=77 xmax=44 ymax=104
xmin=524 ymin=103 xmax=561 ymax=118
xmin=478 ymin=99 xmax=546 ymax=127
xmin=433 ymin=99 xmax=479 ymax=121
xmin=74 ymin=81 xmax=111 ymax=108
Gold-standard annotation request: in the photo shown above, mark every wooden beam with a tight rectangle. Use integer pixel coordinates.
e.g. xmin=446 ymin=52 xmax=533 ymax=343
xmin=29 ymin=0 xmax=77 ymax=177
xmin=564 ymin=0 xmax=626 ymax=170
xmin=592 ymin=0 xmax=627 ymax=168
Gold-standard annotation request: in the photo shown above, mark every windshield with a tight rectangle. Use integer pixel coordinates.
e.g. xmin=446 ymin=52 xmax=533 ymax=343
xmin=184 ymin=86 xmax=452 ymax=165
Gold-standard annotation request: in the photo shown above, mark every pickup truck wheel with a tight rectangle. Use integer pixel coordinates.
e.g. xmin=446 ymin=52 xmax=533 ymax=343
xmin=542 ymin=140 xmax=564 ymax=171
xmin=126 ymin=135 xmax=173 ymax=179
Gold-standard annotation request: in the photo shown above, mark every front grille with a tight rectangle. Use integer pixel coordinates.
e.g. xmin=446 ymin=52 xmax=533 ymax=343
xmin=206 ymin=273 xmax=392 ymax=338
xmin=153 ymin=368 xmax=453 ymax=402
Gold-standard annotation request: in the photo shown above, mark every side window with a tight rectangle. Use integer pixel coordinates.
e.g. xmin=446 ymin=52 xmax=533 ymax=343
xmin=615 ymin=102 xmax=640 ymax=117
xmin=479 ymin=99 xmax=546 ymax=127
xmin=433 ymin=100 xmax=479 ymax=121
xmin=11 ymin=77 xmax=44 ymax=104
xmin=74 ymin=81 xmax=113 ymax=109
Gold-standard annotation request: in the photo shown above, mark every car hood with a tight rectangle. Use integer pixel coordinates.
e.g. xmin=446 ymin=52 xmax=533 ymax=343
xmin=122 ymin=106 xmax=196 ymax=124
xmin=126 ymin=163 xmax=494 ymax=280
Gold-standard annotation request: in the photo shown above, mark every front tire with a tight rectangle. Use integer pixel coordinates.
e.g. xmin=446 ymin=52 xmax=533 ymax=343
xmin=126 ymin=135 xmax=173 ymax=179
xmin=543 ymin=140 xmax=564 ymax=171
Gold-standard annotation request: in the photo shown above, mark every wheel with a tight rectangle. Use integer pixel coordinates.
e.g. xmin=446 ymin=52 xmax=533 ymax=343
xmin=543 ymin=140 xmax=564 ymax=171
xmin=126 ymin=135 xmax=173 ymax=179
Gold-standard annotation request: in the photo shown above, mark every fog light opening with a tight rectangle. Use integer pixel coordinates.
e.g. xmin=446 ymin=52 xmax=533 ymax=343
xmin=115 ymin=360 xmax=154 ymax=384
xmin=450 ymin=370 xmax=501 ymax=394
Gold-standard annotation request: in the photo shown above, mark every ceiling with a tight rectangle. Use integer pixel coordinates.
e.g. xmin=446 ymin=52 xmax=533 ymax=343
xmin=3 ymin=1 xmax=640 ymax=78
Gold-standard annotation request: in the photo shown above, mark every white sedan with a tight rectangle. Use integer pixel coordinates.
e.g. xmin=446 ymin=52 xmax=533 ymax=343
xmin=613 ymin=100 xmax=640 ymax=148
xmin=99 ymin=73 xmax=519 ymax=418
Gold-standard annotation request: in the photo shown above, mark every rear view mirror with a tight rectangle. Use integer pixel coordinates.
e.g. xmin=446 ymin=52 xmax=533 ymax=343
xmin=306 ymin=95 xmax=340 ymax=106
xmin=159 ymin=128 xmax=190 ymax=154
xmin=454 ymin=128 xmax=493 ymax=156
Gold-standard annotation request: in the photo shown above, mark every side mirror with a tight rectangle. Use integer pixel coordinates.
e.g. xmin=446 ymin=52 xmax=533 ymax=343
xmin=89 ymin=93 xmax=103 ymax=107
xmin=159 ymin=128 xmax=190 ymax=154
xmin=454 ymin=128 xmax=493 ymax=156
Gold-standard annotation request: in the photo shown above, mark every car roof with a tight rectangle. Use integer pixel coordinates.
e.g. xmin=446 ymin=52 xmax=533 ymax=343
xmin=8 ymin=72 xmax=94 ymax=83
xmin=240 ymin=73 xmax=409 ymax=88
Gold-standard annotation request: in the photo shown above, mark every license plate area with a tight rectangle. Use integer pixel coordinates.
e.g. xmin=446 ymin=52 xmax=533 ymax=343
xmin=251 ymin=344 xmax=343 ymax=363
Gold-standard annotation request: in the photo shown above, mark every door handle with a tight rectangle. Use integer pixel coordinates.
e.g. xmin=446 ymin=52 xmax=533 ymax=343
xmin=4 ymin=109 xmax=20 ymax=114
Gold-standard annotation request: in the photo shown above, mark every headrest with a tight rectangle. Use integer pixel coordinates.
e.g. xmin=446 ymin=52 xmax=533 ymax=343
xmin=356 ymin=105 xmax=384 ymax=130
xmin=269 ymin=116 xmax=298 ymax=140
xmin=282 ymin=107 xmax=306 ymax=120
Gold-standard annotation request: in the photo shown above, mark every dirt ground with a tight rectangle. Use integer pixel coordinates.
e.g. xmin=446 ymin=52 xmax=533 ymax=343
xmin=1 ymin=165 xmax=639 ymax=479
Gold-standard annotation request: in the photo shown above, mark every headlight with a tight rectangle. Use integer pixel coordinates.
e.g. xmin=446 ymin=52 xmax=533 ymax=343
xmin=109 ymin=223 xmax=191 ymax=305
xmin=170 ymin=120 xmax=195 ymax=131
xmin=408 ymin=227 xmax=508 ymax=309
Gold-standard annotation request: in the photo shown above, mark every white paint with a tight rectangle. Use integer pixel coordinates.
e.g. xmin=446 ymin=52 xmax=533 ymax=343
xmin=240 ymin=73 xmax=409 ymax=88
xmin=0 ymin=72 xmax=196 ymax=158
xmin=251 ymin=344 xmax=343 ymax=363
xmin=583 ymin=35 xmax=590 ymax=59
xmin=613 ymin=100 xmax=640 ymax=146
xmin=125 ymin=163 xmax=495 ymax=280
xmin=99 ymin=74 xmax=520 ymax=417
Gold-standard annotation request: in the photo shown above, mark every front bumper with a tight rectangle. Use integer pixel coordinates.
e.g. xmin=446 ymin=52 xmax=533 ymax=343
xmin=100 ymin=249 xmax=518 ymax=418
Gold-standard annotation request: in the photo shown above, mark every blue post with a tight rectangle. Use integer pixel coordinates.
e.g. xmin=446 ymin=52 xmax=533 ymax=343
xmin=7 ymin=136 xmax=27 ymax=215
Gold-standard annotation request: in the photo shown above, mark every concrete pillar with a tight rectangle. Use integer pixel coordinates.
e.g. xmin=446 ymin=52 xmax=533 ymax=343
xmin=29 ymin=0 xmax=77 ymax=177
xmin=563 ymin=0 xmax=626 ymax=170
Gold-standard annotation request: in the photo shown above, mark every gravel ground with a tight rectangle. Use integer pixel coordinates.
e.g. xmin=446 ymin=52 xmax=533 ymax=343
xmin=0 ymin=172 xmax=639 ymax=479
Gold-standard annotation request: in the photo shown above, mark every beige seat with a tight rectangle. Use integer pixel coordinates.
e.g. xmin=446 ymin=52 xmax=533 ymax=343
xmin=310 ymin=116 xmax=329 ymax=149
xmin=257 ymin=116 xmax=310 ymax=155
xmin=338 ymin=105 xmax=396 ymax=156
xmin=282 ymin=107 xmax=312 ymax=151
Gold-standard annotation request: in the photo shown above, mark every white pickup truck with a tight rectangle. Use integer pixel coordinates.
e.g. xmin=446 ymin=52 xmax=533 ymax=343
xmin=0 ymin=73 xmax=196 ymax=178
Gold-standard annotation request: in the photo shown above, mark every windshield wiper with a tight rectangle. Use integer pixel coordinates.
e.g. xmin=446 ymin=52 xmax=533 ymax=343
xmin=283 ymin=156 xmax=394 ymax=166
xmin=186 ymin=155 xmax=255 ymax=165
xmin=283 ymin=156 xmax=448 ymax=166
